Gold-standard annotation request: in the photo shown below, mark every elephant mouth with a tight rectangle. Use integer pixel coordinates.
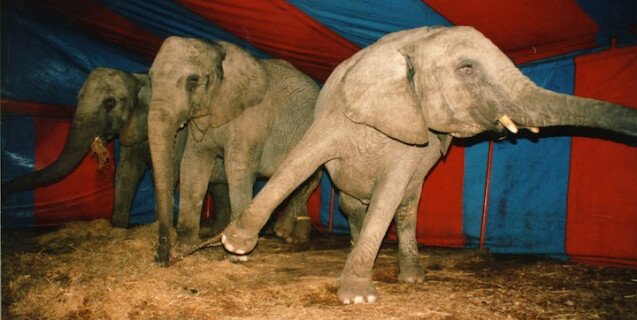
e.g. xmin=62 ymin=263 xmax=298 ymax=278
xmin=119 ymin=135 xmax=148 ymax=146
xmin=496 ymin=115 xmax=540 ymax=134
xmin=90 ymin=136 xmax=112 ymax=170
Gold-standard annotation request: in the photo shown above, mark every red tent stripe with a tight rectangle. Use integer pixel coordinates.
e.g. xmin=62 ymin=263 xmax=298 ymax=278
xmin=424 ymin=0 xmax=600 ymax=64
xmin=567 ymin=46 xmax=637 ymax=267
xmin=1 ymin=99 xmax=75 ymax=119
xmin=416 ymin=145 xmax=466 ymax=248
xmin=176 ymin=0 xmax=360 ymax=81
xmin=33 ymin=117 xmax=115 ymax=226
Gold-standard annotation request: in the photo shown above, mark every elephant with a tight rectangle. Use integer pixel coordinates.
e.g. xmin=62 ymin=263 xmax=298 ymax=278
xmin=219 ymin=26 xmax=637 ymax=304
xmin=1 ymin=67 xmax=232 ymax=234
xmin=147 ymin=36 xmax=322 ymax=264
xmin=2 ymin=68 xmax=156 ymax=227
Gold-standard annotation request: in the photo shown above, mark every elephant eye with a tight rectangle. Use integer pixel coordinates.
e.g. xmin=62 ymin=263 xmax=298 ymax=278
xmin=458 ymin=63 xmax=474 ymax=75
xmin=186 ymin=75 xmax=200 ymax=91
xmin=103 ymin=97 xmax=117 ymax=111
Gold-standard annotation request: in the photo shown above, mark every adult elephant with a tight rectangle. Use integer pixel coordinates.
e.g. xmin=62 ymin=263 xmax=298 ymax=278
xmin=1 ymin=68 xmax=231 ymax=232
xmin=147 ymin=37 xmax=321 ymax=264
xmin=220 ymin=26 xmax=637 ymax=303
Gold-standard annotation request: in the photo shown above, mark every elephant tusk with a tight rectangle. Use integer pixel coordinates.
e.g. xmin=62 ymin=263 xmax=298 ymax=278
xmin=526 ymin=126 xmax=540 ymax=134
xmin=498 ymin=115 xmax=518 ymax=134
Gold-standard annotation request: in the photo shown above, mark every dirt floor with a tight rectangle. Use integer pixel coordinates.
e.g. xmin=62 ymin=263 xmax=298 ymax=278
xmin=2 ymin=219 xmax=636 ymax=320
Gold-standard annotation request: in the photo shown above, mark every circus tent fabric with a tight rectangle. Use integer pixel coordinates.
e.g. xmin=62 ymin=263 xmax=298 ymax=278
xmin=1 ymin=0 xmax=636 ymax=267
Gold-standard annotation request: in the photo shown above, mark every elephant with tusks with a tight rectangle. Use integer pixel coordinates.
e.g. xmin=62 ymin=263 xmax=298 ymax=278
xmin=219 ymin=26 xmax=637 ymax=304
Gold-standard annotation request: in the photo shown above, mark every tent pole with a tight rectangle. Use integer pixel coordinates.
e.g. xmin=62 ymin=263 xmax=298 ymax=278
xmin=479 ymin=141 xmax=494 ymax=249
xmin=328 ymin=187 xmax=335 ymax=233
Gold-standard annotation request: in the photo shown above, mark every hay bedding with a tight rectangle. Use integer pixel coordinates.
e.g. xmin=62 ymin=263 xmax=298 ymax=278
xmin=2 ymin=219 xmax=636 ymax=320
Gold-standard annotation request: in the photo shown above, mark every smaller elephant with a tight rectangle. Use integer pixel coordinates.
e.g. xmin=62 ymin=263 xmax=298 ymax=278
xmin=220 ymin=26 xmax=637 ymax=304
xmin=1 ymin=68 xmax=233 ymax=234
xmin=147 ymin=37 xmax=322 ymax=264
xmin=2 ymin=68 xmax=154 ymax=227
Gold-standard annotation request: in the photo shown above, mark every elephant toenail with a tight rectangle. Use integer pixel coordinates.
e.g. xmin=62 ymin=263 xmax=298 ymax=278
xmin=343 ymin=299 xmax=351 ymax=304
xmin=367 ymin=295 xmax=376 ymax=303
xmin=353 ymin=296 xmax=364 ymax=304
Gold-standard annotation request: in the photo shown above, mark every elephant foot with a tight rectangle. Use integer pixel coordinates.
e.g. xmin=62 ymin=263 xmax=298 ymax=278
xmin=156 ymin=239 xmax=172 ymax=266
xmin=284 ymin=218 xmax=311 ymax=244
xmin=177 ymin=229 xmax=200 ymax=247
xmin=398 ymin=255 xmax=426 ymax=283
xmin=273 ymin=213 xmax=296 ymax=239
xmin=221 ymin=221 xmax=258 ymax=255
xmin=199 ymin=225 xmax=215 ymax=238
xmin=211 ymin=220 xmax=230 ymax=236
xmin=398 ymin=263 xmax=426 ymax=283
xmin=338 ymin=276 xmax=378 ymax=304
xmin=111 ymin=216 xmax=129 ymax=229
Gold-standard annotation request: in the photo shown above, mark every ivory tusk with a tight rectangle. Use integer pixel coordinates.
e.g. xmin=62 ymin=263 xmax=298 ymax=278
xmin=498 ymin=115 xmax=519 ymax=134
xmin=527 ymin=126 xmax=540 ymax=134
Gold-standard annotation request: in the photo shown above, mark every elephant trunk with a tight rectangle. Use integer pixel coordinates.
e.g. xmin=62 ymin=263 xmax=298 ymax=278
xmin=510 ymin=85 xmax=637 ymax=136
xmin=148 ymin=101 xmax=181 ymax=264
xmin=2 ymin=115 xmax=106 ymax=197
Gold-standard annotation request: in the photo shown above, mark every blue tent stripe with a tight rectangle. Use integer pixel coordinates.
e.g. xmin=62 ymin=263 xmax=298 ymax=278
xmin=462 ymin=58 xmax=575 ymax=255
xmin=1 ymin=1 xmax=149 ymax=106
xmin=462 ymin=140 xmax=490 ymax=247
xmin=93 ymin=0 xmax=270 ymax=58
xmin=576 ymin=0 xmax=637 ymax=48
xmin=1 ymin=114 xmax=36 ymax=228
xmin=288 ymin=0 xmax=452 ymax=48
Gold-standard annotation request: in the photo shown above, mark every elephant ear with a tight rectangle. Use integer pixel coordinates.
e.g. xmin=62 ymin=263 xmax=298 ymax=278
xmin=208 ymin=41 xmax=268 ymax=128
xmin=342 ymin=45 xmax=429 ymax=145
xmin=120 ymin=75 xmax=150 ymax=145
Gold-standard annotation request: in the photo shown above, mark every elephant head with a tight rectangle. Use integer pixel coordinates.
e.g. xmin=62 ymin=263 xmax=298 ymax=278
xmin=147 ymin=36 xmax=269 ymax=263
xmin=341 ymin=26 xmax=636 ymax=148
xmin=2 ymin=68 xmax=148 ymax=197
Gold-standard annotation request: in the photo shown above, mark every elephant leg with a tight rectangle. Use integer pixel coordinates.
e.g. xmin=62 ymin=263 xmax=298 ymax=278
xmin=274 ymin=169 xmax=322 ymax=243
xmin=337 ymin=167 xmax=415 ymax=304
xmin=338 ymin=191 xmax=368 ymax=246
xmin=111 ymin=143 xmax=149 ymax=228
xmin=208 ymin=183 xmax=231 ymax=236
xmin=222 ymin=124 xmax=337 ymax=255
xmin=176 ymin=140 xmax=215 ymax=249
xmin=394 ymin=187 xmax=425 ymax=283
xmin=223 ymin=151 xmax=260 ymax=262
xmin=225 ymin=158 xmax=257 ymax=222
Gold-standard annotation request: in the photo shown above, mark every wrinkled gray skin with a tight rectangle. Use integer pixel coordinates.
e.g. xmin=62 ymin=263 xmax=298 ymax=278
xmin=1 ymin=68 xmax=232 ymax=233
xmin=220 ymin=26 xmax=637 ymax=304
xmin=147 ymin=36 xmax=321 ymax=264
